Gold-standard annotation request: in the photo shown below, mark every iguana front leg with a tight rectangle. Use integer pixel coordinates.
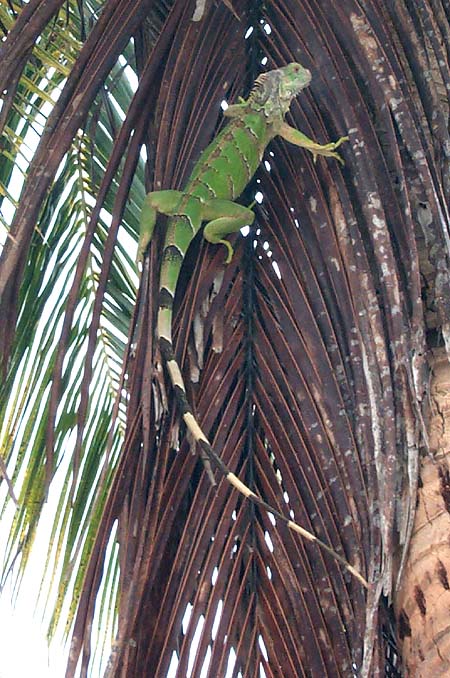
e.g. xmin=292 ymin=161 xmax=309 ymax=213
xmin=202 ymin=198 xmax=255 ymax=263
xmin=277 ymin=121 xmax=348 ymax=165
xmin=222 ymin=97 xmax=248 ymax=118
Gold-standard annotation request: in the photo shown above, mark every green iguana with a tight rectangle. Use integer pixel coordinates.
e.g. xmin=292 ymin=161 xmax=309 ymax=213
xmin=138 ymin=63 xmax=367 ymax=588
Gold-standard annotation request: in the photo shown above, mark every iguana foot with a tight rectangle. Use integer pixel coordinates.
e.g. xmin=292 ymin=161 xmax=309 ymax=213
xmin=310 ymin=136 xmax=349 ymax=165
xmin=311 ymin=136 xmax=349 ymax=165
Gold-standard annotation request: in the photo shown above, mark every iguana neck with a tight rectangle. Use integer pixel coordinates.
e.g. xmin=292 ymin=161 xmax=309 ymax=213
xmin=247 ymin=89 xmax=291 ymax=122
xmin=246 ymin=65 xmax=310 ymax=123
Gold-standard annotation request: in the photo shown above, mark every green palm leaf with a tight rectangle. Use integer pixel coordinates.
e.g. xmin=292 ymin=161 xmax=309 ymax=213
xmin=1 ymin=0 xmax=142 ymax=655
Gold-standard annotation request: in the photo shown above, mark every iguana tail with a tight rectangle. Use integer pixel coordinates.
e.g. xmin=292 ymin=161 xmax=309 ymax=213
xmin=156 ymin=254 xmax=368 ymax=589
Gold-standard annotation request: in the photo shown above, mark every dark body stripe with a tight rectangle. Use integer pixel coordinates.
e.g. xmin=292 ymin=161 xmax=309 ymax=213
xmin=188 ymin=115 xmax=268 ymax=202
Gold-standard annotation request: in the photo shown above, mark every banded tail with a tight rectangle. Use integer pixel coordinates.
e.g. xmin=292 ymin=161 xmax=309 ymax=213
xmin=156 ymin=263 xmax=368 ymax=589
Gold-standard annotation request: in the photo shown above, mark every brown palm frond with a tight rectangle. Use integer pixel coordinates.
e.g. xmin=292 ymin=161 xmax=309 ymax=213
xmin=1 ymin=0 xmax=449 ymax=677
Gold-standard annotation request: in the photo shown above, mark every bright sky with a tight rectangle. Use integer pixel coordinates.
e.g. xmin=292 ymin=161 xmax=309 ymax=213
xmin=0 ymin=591 xmax=67 ymax=678
xmin=0 ymin=495 xmax=69 ymax=678
xmin=0 ymin=67 xmax=76 ymax=674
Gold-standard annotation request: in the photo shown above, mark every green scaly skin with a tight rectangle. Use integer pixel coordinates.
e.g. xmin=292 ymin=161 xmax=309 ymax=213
xmin=138 ymin=64 xmax=367 ymax=587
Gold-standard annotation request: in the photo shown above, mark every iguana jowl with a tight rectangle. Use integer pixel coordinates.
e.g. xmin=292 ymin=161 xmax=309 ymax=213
xmin=138 ymin=63 xmax=367 ymax=587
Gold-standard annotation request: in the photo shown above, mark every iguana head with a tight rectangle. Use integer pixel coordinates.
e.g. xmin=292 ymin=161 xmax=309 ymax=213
xmin=250 ymin=62 xmax=312 ymax=119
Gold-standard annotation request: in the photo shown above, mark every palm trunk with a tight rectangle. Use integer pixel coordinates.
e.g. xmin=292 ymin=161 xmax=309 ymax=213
xmin=395 ymin=349 xmax=450 ymax=675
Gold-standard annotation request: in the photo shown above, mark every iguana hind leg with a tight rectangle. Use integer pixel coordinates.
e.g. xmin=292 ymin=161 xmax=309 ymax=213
xmin=138 ymin=192 xmax=255 ymax=264
xmin=202 ymin=199 xmax=255 ymax=263
xmin=137 ymin=189 xmax=188 ymax=263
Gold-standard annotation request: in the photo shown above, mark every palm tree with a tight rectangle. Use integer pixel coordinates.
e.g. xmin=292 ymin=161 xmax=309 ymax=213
xmin=1 ymin=1 xmax=449 ymax=675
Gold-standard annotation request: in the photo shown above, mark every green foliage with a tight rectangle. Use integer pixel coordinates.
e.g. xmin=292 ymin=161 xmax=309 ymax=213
xmin=0 ymin=0 xmax=143 ymax=659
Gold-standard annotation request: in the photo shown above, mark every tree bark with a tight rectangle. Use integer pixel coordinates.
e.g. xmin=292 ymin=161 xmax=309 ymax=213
xmin=395 ymin=349 xmax=450 ymax=675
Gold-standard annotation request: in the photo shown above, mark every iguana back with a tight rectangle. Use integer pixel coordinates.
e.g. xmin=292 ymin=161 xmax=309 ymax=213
xmin=157 ymin=108 xmax=271 ymax=343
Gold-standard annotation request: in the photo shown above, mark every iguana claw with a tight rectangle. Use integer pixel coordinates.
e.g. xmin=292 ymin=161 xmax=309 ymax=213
xmin=312 ymin=136 xmax=349 ymax=165
xmin=220 ymin=239 xmax=234 ymax=264
xmin=332 ymin=135 xmax=349 ymax=149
